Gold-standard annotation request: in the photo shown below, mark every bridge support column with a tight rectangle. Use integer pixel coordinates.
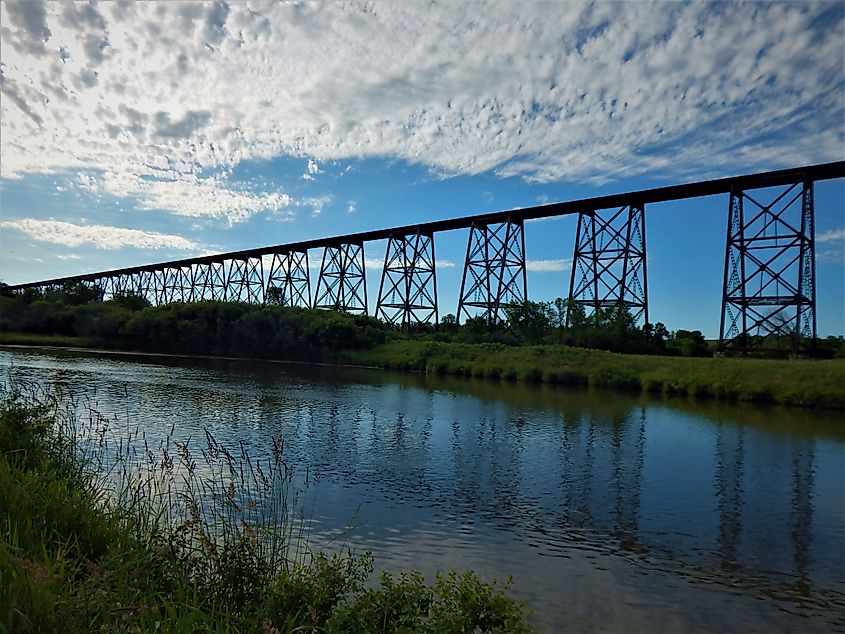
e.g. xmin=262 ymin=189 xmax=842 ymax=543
xmin=198 ymin=261 xmax=228 ymax=301
xmin=718 ymin=177 xmax=815 ymax=353
xmin=176 ymin=267 xmax=189 ymax=303
xmin=567 ymin=204 xmax=648 ymax=326
xmin=227 ymin=257 xmax=265 ymax=304
xmin=376 ymin=231 xmax=438 ymax=328
xmin=266 ymin=250 xmax=311 ymax=307
xmin=457 ymin=218 xmax=526 ymax=325
xmin=97 ymin=275 xmax=116 ymax=301
xmin=161 ymin=267 xmax=181 ymax=304
xmin=111 ymin=274 xmax=129 ymax=297
xmin=314 ymin=241 xmax=367 ymax=314
xmin=135 ymin=270 xmax=154 ymax=304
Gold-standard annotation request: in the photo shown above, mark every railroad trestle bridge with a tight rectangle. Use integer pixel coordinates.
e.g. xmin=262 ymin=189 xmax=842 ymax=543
xmin=5 ymin=162 xmax=843 ymax=351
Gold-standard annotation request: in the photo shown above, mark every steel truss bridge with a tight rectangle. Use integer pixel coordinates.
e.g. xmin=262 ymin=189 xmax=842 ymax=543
xmin=4 ymin=162 xmax=843 ymax=351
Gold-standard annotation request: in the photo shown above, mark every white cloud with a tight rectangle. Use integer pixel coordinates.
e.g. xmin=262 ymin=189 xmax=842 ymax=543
xmin=347 ymin=201 xmax=357 ymax=214
xmin=302 ymin=158 xmax=322 ymax=180
xmin=817 ymin=229 xmax=844 ymax=264
xmin=0 ymin=0 xmax=841 ymax=205
xmin=526 ymin=258 xmax=570 ymax=272
xmin=76 ymin=169 xmax=293 ymax=225
xmin=298 ymin=195 xmax=332 ymax=217
xmin=1 ymin=218 xmax=201 ymax=251
xmin=817 ymin=228 xmax=845 ymax=243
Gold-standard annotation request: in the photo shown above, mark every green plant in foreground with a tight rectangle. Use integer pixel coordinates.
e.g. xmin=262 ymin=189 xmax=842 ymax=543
xmin=0 ymin=386 xmax=533 ymax=632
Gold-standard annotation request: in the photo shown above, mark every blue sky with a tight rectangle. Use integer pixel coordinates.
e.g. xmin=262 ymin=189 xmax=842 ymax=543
xmin=1 ymin=1 xmax=843 ymax=337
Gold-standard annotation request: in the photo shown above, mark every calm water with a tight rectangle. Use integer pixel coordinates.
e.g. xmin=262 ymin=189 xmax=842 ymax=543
xmin=2 ymin=347 xmax=844 ymax=633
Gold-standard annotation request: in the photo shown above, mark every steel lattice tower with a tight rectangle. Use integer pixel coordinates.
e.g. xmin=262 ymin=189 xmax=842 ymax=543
xmin=375 ymin=231 xmax=438 ymax=328
xmin=266 ymin=250 xmax=311 ymax=307
xmin=567 ymin=204 xmax=648 ymax=326
xmin=227 ymin=257 xmax=265 ymax=304
xmin=718 ymin=178 xmax=816 ymax=353
xmin=457 ymin=218 xmax=526 ymax=325
xmin=198 ymin=261 xmax=228 ymax=301
xmin=314 ymin=242 xmax=368 ymax=314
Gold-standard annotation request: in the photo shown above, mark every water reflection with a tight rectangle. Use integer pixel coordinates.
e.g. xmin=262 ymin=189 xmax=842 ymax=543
xmin=2 ymin=348 xmax=843 ymax=632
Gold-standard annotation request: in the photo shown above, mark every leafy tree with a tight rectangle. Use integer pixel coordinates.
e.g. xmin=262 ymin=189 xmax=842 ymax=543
xmin=265 ymin=286 xmax=285 ymax=306
xmin=439 ymin=313 xmax=458 ymax=334
xmin=109 ymin=292 xmax=151 ymax=311
xmin=504 ymin=301 xmax=554 ymax=345
xmin=672 ymin=329 xmax=709 ymax=357
xmin=61 ymin=282 xmax=102 ymax=305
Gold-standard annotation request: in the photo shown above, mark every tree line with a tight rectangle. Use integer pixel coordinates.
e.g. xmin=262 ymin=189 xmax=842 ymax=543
xmin=433 ymin=298 xmax=710 ymax=356
xmin=0 ymin=283 xmax=388 ymax=361
xmin=2 ymin=282 xmax=841 ymax=358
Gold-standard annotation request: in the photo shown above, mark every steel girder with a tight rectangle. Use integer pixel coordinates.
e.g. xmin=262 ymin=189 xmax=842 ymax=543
xmin=266 ymin=250 xmax=311 ymax=307
xmin=457 ymin=218 xmax=526 ymax=325
xmin=313 ymin=242 xmax=367 ymax=314
xmin=375 ymin=231 xmax=438 ymax=328
xmin=567 ymin=204 xmax=648 ymax=326
xmin=718 ymin=178 xmax=816 ymax=352
xmin=227 ymin=257 xmax=265 ymax=304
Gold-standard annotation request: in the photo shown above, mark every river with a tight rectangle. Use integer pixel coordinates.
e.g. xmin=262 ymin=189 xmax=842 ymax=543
xmin=1 ymin=347 xmax=843 ymax=633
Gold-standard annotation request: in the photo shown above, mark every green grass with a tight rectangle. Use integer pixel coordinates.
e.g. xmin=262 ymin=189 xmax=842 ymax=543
xmin=0 ymin=389 xmax=532 ymax=632
xmin=345 ymin=340 xmax=845 ymax=410
xmin=0 ymin=332 xmax=99 ymax=348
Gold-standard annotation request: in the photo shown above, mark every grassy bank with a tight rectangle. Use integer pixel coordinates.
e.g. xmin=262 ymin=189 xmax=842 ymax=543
xmin=0 ymin=332 xmax=99 ymax=348
xmin=345 ymin=340 xmax=845 ymax=410
xmin=0 ymin=389 xmax=532 ymax=632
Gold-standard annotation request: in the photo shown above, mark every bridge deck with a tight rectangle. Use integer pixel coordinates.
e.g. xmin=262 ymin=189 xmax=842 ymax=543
xmin=4 ymin=161 xmax=843 ymax=290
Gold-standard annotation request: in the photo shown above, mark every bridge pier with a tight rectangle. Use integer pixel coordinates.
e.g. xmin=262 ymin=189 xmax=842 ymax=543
xmin=149 ymin=268 xmax=165 ymax=305
xmin=198 ymin=261 xmax=228 ymax=301
xmin=111 ymin=273 xmax=129 ymax=298
xmin=567 ymin=204 xmax=648 ymax=326
xmin=376 ymin=231 xmax=438 ymax=328
xmin=227 ymin=256 xmax=264 ymax=304
xmin=719 ymin=177 xmax=815 ymax=353
xmin=97 ymin=274 xmax=116 ymax=301
xmin=457 ymin=218 xmax=526 ymax=325
xmin=162 ymin=267 xmax=182 ymax=304
xmin=135 ymin=270 xmax=153 ymax=304
xmin=314 ymin=241 xmax=367 ymax=314
xmin=266 ymin=250 xmax=311 ymax=307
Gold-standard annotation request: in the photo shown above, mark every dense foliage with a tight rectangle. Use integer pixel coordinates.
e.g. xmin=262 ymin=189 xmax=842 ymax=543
xmin=0 ymin=283 xmax=389 ymax=360
xmin=0 ymin=391 xmax=533 ymax=632
xmin=430 ymin=300 xmax=714 ymax=357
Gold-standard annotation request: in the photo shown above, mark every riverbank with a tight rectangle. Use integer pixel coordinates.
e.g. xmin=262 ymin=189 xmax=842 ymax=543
xmin=0 ymin=332 xmax=98 ymax=348
xmin=344 ymin=340 xmax=845 ymax=410
xmin=0 ymin=391 xmax=531 ymax=632
xmin=4 ymin=334 xmax=844 ymax=410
